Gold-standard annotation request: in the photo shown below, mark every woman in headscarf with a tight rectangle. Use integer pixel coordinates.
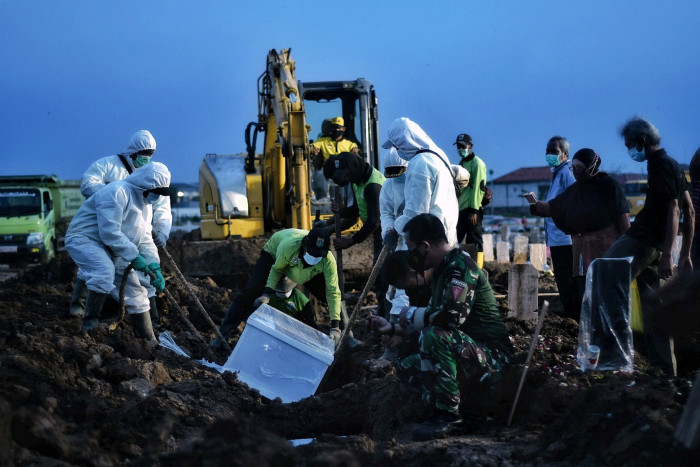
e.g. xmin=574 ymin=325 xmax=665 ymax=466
xmin=529 ymin=148 xmax=630 ymax=320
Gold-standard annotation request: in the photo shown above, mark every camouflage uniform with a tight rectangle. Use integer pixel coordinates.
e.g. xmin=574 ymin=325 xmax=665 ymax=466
xmin=398 ymin=249 xmax=512 ymax=415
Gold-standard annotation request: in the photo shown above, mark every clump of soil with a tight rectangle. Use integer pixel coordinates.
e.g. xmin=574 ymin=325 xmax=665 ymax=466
xmin=1 ymin=236 xmax=698 ymax=465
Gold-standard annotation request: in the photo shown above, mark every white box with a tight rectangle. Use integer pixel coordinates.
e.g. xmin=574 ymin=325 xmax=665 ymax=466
xmin=223 ymin=304 xmax=335 ymax=402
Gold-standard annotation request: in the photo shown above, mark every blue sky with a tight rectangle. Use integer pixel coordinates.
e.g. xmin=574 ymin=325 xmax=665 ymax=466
xmin=2 ymin=1 xmax=699 ymax=183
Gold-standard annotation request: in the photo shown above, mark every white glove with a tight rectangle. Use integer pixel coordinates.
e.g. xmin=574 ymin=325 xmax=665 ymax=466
xmin=329 ymin=327 xmax=341 ymax=347
xmin=153 ymin=231 xmax=168 ymax=247
xmin=253 ymin=294 xmax=270 ymax=310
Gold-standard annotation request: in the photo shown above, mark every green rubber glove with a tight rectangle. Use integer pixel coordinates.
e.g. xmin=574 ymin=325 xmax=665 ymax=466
xmin=131 ymin=254 xmax=149 ymax=273
xmin=148 ymin=262 xmax=165 ymax=292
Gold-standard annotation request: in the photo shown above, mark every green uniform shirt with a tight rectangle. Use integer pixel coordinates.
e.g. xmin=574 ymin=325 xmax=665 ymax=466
xmin=352 ymin=168 xmax=385 ymax=222
xmin=263 ymin=229 xmax=341 ymax=321
xmin=312 ymin=137 xmax=358 ymax=162
xmin=412 ymin=248 xmax=512 ymax=357
xmin=268 ymin=289 xmax=309 ymax=318
xmin=458 ymin=154 xmax=487 ymax=210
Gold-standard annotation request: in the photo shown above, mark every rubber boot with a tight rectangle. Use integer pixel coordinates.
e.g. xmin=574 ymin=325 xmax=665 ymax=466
xmin=69 ymin=278 xmax=88 ymax=317
xmin=81 ymin=291 xmax=107 ymax=331
xmin=130 ymin=312 xmax=157 ymax=344
xmin=149 ymin=296 xmax=161 ymax=329
xmin=477 ymin=251 xmax=484 ymax=269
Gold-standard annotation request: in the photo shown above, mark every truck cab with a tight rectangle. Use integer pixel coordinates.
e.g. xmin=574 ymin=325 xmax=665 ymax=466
xmin=0 ymin=176 xmax=83 ymax=265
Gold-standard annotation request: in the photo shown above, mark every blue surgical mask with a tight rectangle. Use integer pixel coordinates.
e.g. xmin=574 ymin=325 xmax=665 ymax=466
xmin=133 ymin=155 xmax=152 ymax=168
xmin=545 ymin=154 xmax=561 ymax=167
xmin=144 ymin=192 xmax=160 ymax=205
xmin=628 ymin=147 xmax=646 ymax=162
xmin=458 ymin=149 xmax=469 ymax=158
xmin=303 ymin=252 xmax=323 ymax=265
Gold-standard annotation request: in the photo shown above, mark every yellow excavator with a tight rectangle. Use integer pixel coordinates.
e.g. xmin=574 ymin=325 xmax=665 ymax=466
xmin=199 ymin=48 xmax=380 ymax=239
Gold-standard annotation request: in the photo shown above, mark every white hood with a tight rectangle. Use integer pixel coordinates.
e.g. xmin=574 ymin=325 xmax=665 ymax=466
xmin=382 ymin=147 xmax=409 ymax=171
xmin=123 ymin=161 xmax=171 ymax=192
xmin=381 ymin=117 xmax=450 ymax=165
xmin=122 ymin=130 xmax=157 ymax=157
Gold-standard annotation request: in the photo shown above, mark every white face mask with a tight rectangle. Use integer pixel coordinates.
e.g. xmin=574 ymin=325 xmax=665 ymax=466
xmin=276 ymin=290 xmax=293 ymax=299
xmin=303 ymin=252 xmax=323 ymax=265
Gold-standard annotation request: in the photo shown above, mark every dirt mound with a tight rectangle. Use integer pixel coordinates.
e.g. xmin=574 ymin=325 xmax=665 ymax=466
xmin=1 ymin=245 xmax=698 ymax=465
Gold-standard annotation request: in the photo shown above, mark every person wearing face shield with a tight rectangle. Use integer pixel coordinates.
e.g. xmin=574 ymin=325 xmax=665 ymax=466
xmin=381 ymin=117 xmax=459 ymax=248
xmin=366 ymin=214 xmax=512 ymax=441
xmin=266 ymin=276 xmax=317 ymax=328
xmin=321 ymin=152 xmax=385 ymax=258
xmin=310 ymin=116 xmax=360 ymax=201
xmin=528 ymin=148 xmax=631 ymax=319
xmin=602 ymin=117 xmax=694 ymax=377
xmin=69 ymin=130 xmax=172 ymax=329
xmin=65 ymin=162 xmax=173 ymax=343
xmin=453 ymin=134 xmax=488 ymax=267
xmin=542 ymin=135 xmax=577 ymax=321
xmin=210 ymin=227 xmax=342 ymax=349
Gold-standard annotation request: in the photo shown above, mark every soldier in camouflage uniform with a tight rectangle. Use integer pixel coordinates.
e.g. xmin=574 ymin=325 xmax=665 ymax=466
xmin=368 ymin=214 xmax=512 ymax=441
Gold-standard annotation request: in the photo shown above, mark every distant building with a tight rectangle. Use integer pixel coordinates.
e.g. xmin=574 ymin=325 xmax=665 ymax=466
xmin=490 ymin=167 xmax=645 ymax=216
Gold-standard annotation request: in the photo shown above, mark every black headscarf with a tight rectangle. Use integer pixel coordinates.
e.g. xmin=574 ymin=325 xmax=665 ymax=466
xmin=573 ymin=148 xmax=601 ymax=177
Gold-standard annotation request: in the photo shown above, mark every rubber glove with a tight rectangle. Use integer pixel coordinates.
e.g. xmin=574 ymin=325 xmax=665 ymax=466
xmin=153 ymin=231 xmax=168 ymax=247
xmin=253 ymin=294 xmax=270 ymax=310
xmin=131 ymin=254 xmax=149 ymax=274
xmin=383 ymin=229 xmax=399 ymax=251
xmin=148 ymin=263 xmax=165 ymax=292
xmin=329 ymin=327 xmax=341 ymax=347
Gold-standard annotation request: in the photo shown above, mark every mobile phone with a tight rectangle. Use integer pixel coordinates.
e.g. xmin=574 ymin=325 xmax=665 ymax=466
xmin=524 ymin=192 xmax=537 ymax=204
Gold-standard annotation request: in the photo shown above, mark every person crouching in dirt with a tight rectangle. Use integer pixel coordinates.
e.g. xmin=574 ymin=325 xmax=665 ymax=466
xmin=319 ymin=152 xmax=385 ymax=262
xmin=69 ymin=129 xmax=172 ymax=330
xmin=64 ymin=162 xmax=172 ymax=344
xmin=366 ymin=213 xmax=513 ymax=441
xmin=210 ymin=227 xmax=342 ymax=349
xmin=268 ymin=276 xmax=317 ymax=329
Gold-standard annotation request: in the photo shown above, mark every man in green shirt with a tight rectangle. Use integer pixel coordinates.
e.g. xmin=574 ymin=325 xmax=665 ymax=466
xmin=454 ymin=133 xmax=488 ymax=267
xmin=321 ymin=152 xmax=385 ymax=260
xmin=268 ymin=276 xmax=316 ymax=328
xmin=367 ymin=213 xmax=512 ymax=441
xmin=210 ymin=227 xmax=342 ymax=349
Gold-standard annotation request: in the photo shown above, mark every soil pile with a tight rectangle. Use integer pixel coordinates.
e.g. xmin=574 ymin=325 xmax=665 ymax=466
xmin=1 ymin=240 xmax=699 ymax=465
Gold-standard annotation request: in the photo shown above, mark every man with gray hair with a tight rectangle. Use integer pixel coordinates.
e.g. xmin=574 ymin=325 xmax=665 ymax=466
xmin=604 ymin=116 xmax=694 ymax=376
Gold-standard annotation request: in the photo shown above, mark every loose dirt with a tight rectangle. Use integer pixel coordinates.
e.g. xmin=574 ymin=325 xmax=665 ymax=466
xmin=1 ymin=233 xmax=698 ymax=465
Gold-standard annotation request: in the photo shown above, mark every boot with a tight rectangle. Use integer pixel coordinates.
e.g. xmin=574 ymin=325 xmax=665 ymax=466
xmin=148 ymin=296 xmax=161 ymax=329
xmin=130 ymin=312 xmax=157 ymax=343
xmin=81 ymin=290 xmax=107 ymax=331
xmin=411 ymin=410 xmax=463 ymax=441
xmin=69 ymin=279 xmax=88 ymax=317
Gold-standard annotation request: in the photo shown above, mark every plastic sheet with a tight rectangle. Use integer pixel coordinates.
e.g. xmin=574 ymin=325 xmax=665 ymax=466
xmin=577 ymin=258 xmax=634 ymax=372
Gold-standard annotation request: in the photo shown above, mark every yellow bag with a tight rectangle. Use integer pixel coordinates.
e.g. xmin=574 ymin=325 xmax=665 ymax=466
xmin=630 ymin=279 xmax=643 ymax=333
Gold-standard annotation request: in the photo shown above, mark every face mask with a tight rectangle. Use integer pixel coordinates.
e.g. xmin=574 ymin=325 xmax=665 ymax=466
xmin=143 ymin=192 xmax=160 ymax=205
xmin=276 ymin=290 xmax=293 ymax=299
xmin=545 ymin=154 xmax=561 ymax=167
xmin=458 ymin=149 xmax=469 ymax=158
xmin=332 ymin=128 xmax=344 ymax=140
xmin=405 ymin=284 xmax=432 ymax=307
xmin=133 ymin=155 xmax=152 ymax=168
xmin=407 ymin=245 xmax=428 ymax=272
xmin=303 ymin=252 xmax=323 ymax=265
xmin=628 ymin=147 xmax=646 ymax=162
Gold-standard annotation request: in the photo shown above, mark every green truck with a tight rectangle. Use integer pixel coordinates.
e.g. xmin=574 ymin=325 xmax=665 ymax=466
xmin=0 ymin=175 xmax=84 ymax=265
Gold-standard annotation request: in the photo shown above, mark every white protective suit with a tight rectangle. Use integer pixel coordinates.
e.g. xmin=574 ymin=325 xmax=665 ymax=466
xmin=381 ymin=117 xmax=459 ymax=246
xmin=66 ymin=162 xmax=171 ymax=315
xmin=81 ymin=130 xmax=172 ymax=242
xmin=379 ymin=148 xmax=410 ymax=315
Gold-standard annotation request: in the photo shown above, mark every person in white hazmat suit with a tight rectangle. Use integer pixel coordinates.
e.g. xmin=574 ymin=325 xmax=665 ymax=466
xmin=69 ymin=130 xmax=172 ymax=329
xmin=379 ymin=148 xmax=470 ymax=362
xmin=65 ymin=162 xmax=173 ymax=342
xmin=381 ymin=117 xmax=459 ymax=247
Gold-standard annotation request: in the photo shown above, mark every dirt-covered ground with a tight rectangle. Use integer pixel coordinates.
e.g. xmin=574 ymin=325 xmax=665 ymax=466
xmin=1 ymin=233 xmax=699 ymax=466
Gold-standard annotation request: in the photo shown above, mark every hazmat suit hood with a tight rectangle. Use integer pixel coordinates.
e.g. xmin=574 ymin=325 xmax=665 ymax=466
xmin=121 ymin=130 xmax=157 ymax=158
xmin=123 ymin=161 xmax=171 ymax=192
xmin=383 ymin=147 xmax=409 ymax=170
xmin=381 ymin=117 xmax=449 ymax=164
